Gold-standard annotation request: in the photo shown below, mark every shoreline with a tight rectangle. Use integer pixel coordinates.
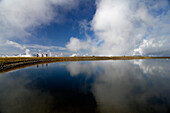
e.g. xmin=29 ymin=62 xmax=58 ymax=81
xmin=0 ymin=56 xmax=169 ymax=73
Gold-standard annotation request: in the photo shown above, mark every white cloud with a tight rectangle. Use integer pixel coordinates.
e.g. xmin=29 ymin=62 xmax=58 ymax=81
xmin=0 ymin=0 xmax=78 ymax=39
xmin=133 ymin=37 xmax=170 ymax=56
xmin=4 ymin=40 xmax=66 ymax=56
xmin=66 ymin=37 xmax=91 ymax=52
xmin=26 ymin=44 xmax=66 ymax=51
xmin=66 ymin=0 xmax=170 ymax=56
xmin=6 ymin=40 xmax=26 ymax=50
xmin=6 ymin=40 xmax=66 ymax=50
xmin=0 ymin=0 xmax=78 ymax=55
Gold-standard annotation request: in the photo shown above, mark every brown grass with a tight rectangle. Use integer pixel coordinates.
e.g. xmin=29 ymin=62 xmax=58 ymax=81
xmin=0 ymin=56 xmax=169 ymax=73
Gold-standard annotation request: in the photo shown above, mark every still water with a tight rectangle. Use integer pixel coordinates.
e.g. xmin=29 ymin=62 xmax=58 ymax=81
xmin=0 ymin=59 xmax=170 ymax=113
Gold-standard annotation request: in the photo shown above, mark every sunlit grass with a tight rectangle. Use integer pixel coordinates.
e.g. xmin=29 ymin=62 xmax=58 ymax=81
xmin=0 ymin=56 xmax=169 ymax=73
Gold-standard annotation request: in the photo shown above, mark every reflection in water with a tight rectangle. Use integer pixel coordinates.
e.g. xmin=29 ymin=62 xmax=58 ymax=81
xmin=36 ymin=64 xmax=49 ymax=68
xmin=36 ymin=64 xmax=39 ymax=68
xmin=0 ymin=64 xmax=96 ymax=113
xmin=46 ymin=64 xmax=48 ymax=67
xmin=0 ymin=73 xmax=53 ymax=113
xmin=0 ymin=60 xmax=170 ymax=113
xmin=66 ymin=62 xmax=95 ymax=77
xmin=66 ymin=60 xmax=170 ymax=113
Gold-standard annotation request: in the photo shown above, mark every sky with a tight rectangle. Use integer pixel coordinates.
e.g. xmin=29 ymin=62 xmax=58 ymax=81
xmin=0 ymin=0 xmax=170 ymax=56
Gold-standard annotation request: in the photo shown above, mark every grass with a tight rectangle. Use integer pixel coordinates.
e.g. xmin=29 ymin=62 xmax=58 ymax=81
xmin=0 ymin=56 xmax=169 ymax=73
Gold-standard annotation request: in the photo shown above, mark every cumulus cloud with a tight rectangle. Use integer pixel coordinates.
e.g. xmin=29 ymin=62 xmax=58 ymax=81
xmin=0 ymin=0 xmax=79 ymax=56
xmin=66 ymin=37 xmax=91 ymax=52
xmin=66 ymin=0 xmax=170 ymax=56
xmin=0 ymin=0 xmax=78 ymax=40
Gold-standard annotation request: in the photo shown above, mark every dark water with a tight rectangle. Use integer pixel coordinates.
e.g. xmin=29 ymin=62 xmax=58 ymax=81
xmin=0 ymin=59 xmax=170 ymax=113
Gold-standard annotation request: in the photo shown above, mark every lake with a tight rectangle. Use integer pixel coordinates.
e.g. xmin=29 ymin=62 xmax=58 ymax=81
xmin=0 ymin=59 xmax=170 ymax=113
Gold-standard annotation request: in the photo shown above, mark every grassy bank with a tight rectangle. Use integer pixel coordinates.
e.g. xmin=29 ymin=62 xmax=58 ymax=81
xmin=0 ymin=56 xmax=169 ymax=73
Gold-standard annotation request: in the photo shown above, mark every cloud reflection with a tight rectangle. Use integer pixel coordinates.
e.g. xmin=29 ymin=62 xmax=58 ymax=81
xmin=0 ymin=72 xmax=53 ymax=113
xmin=66 ymin=60 xmax=170 ymax=113
xmin=0 ymin=60 xmax=170 ymax=113
xmin=0 ymin=65 xmax=97 ymax=113
xmin=66 ymin=62 xmax=94 ymax=76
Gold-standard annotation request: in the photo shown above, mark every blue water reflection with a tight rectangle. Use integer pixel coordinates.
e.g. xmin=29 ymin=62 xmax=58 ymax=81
xmin=0 ymin=59 xmax=170 ymax=113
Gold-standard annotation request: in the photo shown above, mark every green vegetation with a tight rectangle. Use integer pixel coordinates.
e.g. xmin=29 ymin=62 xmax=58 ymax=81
xmin=0 ymin=56 xmax=169 ymax=73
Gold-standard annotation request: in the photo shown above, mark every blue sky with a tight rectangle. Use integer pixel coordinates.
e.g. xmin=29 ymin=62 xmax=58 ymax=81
xmin=26 ymin=0 xmax=96 ymax=46
xmin=0 ymin=0 xmax=170 ymax=56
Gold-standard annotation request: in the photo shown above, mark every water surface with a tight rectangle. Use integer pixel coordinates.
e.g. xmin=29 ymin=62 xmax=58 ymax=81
xmin=0 ymin=59 xmax=170 ymax=113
